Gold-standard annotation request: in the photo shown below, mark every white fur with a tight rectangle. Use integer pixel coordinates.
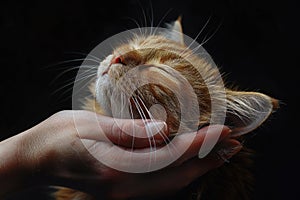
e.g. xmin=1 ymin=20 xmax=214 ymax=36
xmin=95 ymin=54 xmax=114 ymax=115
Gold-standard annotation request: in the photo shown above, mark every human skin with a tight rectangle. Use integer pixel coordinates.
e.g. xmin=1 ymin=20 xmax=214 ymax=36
xmin=0 ymin=110 xmax=241 ymax=199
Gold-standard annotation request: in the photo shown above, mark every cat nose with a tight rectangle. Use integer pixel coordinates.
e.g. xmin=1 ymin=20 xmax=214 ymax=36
xmin=111 ymin=56 xmax=124 ymax=65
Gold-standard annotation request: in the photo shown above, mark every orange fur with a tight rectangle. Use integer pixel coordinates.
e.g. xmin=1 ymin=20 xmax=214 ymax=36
xmin=54 ymin=187 xmax=94 ymax=200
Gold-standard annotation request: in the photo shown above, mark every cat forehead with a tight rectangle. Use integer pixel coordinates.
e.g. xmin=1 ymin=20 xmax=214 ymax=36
xmin=113 ymin=35 xmax=185 ymax=56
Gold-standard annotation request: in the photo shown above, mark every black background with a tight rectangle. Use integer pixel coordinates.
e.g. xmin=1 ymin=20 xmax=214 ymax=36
xmin=0 ymin=0 xmax=299 ymax=199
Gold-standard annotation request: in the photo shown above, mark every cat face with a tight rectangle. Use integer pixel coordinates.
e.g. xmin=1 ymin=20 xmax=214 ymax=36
xmin=94 ymin=18 xmax=278 ymax=135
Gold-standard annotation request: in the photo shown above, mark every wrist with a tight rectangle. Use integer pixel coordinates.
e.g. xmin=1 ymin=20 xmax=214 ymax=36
xmin=0 ymin=123 xmax=52 ymax=197
xmin=15 ymin=124 xmax=53 ymax=186
xmin=0 ymin=131 xmax=34 ymax=197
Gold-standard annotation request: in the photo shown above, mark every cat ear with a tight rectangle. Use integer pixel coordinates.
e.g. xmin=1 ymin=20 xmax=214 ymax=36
xmin=225 ymin=91 xmax=279 ymax=136
xmin=163 ymin=16 xmax=184 ymax=45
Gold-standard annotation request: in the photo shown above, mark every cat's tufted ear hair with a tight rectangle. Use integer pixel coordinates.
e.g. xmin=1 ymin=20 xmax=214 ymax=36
xmin=162 ymin=16 xmax=184 ymax=45
xmin=225 ymin=90 xmax=279 ymax=136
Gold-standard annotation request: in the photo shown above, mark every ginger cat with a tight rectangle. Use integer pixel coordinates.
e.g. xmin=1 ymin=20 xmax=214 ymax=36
xmin=54 ymin=17 xmax=278 ymax=200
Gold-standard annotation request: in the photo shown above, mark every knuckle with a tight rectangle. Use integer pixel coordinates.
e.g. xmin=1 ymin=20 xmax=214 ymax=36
xmin=51 ymin=110 xmax=71 ymax=122
xmin=55 ymin=110 xmax=69 ymax=117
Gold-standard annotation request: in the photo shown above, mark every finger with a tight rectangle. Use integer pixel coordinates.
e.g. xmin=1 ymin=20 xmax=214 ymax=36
xmin=83 ymin=125 xmax=230 ymax=172
xmin=110 ymin=150 xmax=233 ymax=198
xmin=178 ymin=139 xmax=242 ymax=183
xmin=214 ymin=138 xmax=243 ymax=162
xmin=171 ymin=125 xmax=231 ymax=166
xmin=75 ymin=111 xmax=169 ymax=148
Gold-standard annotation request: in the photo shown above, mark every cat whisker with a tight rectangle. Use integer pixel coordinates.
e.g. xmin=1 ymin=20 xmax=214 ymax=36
xmin=140 ymin=1 xmax=148 ymax=28
xmin=72 ymin=76 xmax=97 ymax=97
xmin=135 ymin=94 xmax=178 ymax=159
xmin=54 ymin=84 xmax=76 ymax=101
xmin=50 ymin=65 xmax=97 ymax=86
xmin=127 ymin=30 xmax=143 ymax=42
xmin=127 ymin=94 xmax=136 ymax=157
xmin=55 ymin=88 xmax=94 ymax=105
xmin=42 ymin=58 xmax=100 ymax=70
xmin=51 ymin=72 xmax=96 ymax=96
xmin=51 ymin=64 xmax=95 ymax=71
xmin=199 ymin=20 xmax=222 ymax=46
xmin=132 ymin=95 xmax=157 ymax=168
xmin=189 ymin=44 xmax=203 ymax=55
xmin=131 ymin=96 xmax=152 ymax=140
xmin=53 ymin=67 xmax=97 ymax=89
xmin=154 ymin=8 xmax=173 ymax=35
xmin=179 ymin=16 xmax=211 ymax=57
xmin=65 ymin=51 xmax=103 ymax=62
xmin=114 ymin=93 xmax=127 ymax=147
xmin=53 ymin=88 xmax=73 ymax=102
xmin=131 ymin=96 xmax=156 ymax=158
xmin=135 ymin=95 xmax=170 ymax=145
xmin=149 ymin=0 xmax=154 ymax=35
xmin=125 ymin=17 xmax=143 ymax=35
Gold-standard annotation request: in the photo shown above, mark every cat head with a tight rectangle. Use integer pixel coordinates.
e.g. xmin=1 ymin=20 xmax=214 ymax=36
xmin=93 ymin=17 xmax=278 ymax=136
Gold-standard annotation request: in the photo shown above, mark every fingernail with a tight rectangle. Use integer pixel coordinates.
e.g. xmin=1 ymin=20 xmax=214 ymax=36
xmin=198 ymin=126 xmax=231 ymax=158
xmin=145 ymin=121 xmax=167 ymax=137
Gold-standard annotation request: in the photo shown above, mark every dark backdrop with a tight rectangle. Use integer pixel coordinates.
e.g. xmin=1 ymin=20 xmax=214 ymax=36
xmin=1 ymin=0 xmax=298 ymax=199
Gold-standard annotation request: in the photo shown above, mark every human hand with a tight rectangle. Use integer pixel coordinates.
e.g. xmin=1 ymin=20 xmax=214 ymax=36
xmin=0 ymin=110 xmax=241 ymax=199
